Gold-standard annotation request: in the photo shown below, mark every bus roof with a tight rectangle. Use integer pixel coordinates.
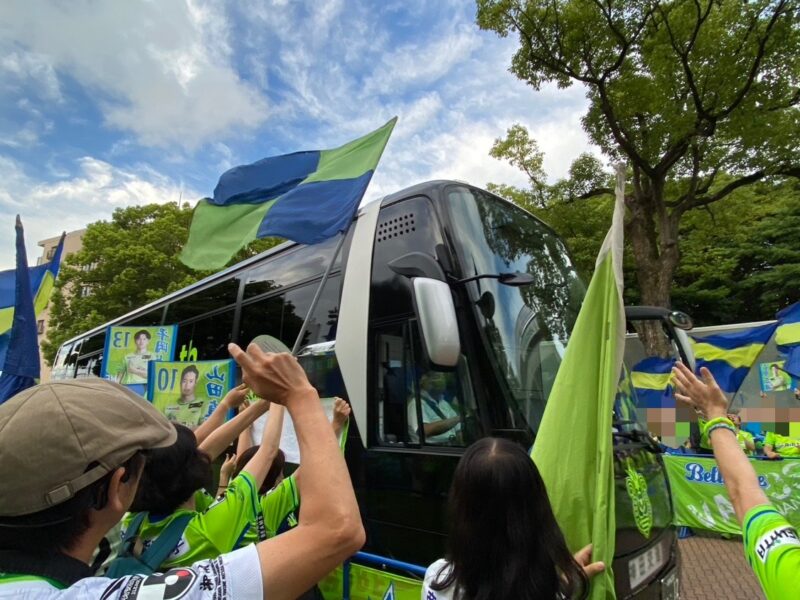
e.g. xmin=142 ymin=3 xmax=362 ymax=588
xmin=56 ymin=180 xmax=471 ymax=349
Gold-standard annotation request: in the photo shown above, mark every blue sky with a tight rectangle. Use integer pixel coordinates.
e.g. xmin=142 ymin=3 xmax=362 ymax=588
xmin=0 ymin=0 xmax=595 ymax=269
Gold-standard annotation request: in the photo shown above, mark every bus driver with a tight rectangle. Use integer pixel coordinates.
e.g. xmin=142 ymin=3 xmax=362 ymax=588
xmin=408 ymin=370 xmax=462 ymax=445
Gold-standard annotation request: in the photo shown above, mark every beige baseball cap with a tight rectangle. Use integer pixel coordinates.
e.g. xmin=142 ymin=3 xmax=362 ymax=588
xmin=0 ymin=378 xmax=176 ymax=517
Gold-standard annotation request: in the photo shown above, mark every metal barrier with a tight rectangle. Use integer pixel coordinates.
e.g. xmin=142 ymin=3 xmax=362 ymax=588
xmin=340 ymin=551 xmax=427 ymax=600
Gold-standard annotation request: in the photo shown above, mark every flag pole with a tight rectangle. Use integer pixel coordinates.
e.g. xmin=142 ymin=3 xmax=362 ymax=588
xmin=291 ymin=228 xmax=349 ymax=355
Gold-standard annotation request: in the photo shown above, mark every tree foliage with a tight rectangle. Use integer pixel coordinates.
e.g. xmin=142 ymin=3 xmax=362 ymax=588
xmin=477 ymin=0 xmax=800 ymax=310
xmin=500 ymin=178 xmax=800 ymax=326
xmin=42 ymin=203 xmax=281 ymax=364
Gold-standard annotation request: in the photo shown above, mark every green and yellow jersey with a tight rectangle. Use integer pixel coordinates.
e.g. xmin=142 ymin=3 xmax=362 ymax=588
xmin=236 ymin=475 xmax=300 ymax=547
xmin=164 ymin=400 xmax=207 ymax=428
xmin=122 ymin=471 xmax=260 ymax=569
xmin=121 ymin=353 xmax=151 ymax=385
xmin=742 ymin=505 xmax=800 ymax=600
xmin=764 ymin=432 xmax=800 ymax=457
xmin=737 ymin=429 xmax=755 ymax=455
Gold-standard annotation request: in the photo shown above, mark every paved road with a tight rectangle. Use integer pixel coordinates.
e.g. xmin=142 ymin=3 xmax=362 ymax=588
xmin=678 ymin=533 xmax=765 ymax=599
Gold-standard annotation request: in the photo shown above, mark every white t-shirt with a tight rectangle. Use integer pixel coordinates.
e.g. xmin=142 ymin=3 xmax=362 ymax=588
xmin=422 ymin=559 xmax=456 ymax=600
xmin=0 ymin=544 xmax=262 ymax=599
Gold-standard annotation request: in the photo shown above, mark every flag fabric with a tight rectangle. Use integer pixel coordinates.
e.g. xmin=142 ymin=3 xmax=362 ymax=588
xmin=775 ymin=302 xmax=800 ymax=378
xmin=689 ymin=322 xmax=777 ymax=393
xmin=630 ymin=356 xmax=676 ymax=408
xmin=0 ymin=232 xmax=64 ymax=369
xmin=0 ymin=218 xmax=41 ymax=403
xmin=180 ymin=118 xmax=397 ymax=270
xmin=531 ymin=164 xmax=627 ymax=600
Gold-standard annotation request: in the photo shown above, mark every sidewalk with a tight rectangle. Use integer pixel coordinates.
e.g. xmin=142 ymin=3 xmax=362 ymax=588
xmin=678 ymin=533 xmax=764 ymax=599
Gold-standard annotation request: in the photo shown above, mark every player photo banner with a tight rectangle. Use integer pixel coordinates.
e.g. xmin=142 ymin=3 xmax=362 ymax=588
xmin=101 ymin=325 xmax=178 ymax=388
xmin=759 ymin=360 xmax=794 ymax=393
xmin=147 ymin=359 xmax=236 ymax=428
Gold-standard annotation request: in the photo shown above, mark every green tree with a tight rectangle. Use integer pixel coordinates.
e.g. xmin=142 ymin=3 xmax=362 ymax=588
xmin=673 ymin=180 xmax=800 ymax=324
xmin=42 ymin=203 xmax=280 ymax=364
xmin=478 ymin=0 xmax=800 ymax=314
xmin=501 ymin=176 xmax=800 ymax=326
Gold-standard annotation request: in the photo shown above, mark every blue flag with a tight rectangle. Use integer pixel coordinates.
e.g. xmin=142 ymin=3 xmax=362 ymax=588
xmin=0 ymin=231 xmax=64 ymax=368
xmin=775 ymin=302 xmax=800 ymax=378
xmin=0 ymin=217 xmax=41 ymax=403
xmin=630 ymin=356 xmax=676 ymax=408
xmin=689 ymin=322 xmax=777 ymax=393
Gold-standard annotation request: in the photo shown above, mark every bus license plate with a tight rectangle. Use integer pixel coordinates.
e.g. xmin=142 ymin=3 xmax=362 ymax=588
xmin=628 ymin=542 xmax=665 ymax=590
xmin=660 ymin=569 xmax=679 ymax=600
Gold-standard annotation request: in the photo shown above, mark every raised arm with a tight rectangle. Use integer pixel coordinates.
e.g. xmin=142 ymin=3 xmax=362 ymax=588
xmin=194 ymin=383 xmax=249 ymax=445
xmin=198 ymin=396 xmax=270 ymax=461
xmin=236 ymin=413 xmax=255 ymax=457
xmin=216 ymin=453 xmax=237 ymax=498
xmin=672 ymin=363 xmax=768 ymax=522
xmin=229 ymin=343 xmax=364 ymax=600
xmin=241 ymin=404 xmax=286 ymax=489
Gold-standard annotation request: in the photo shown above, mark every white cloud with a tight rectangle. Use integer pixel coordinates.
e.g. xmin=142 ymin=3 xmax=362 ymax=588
xmin=0 ymin=156 xmax=200 ymax=269
xmin=0 ymin=1 xmax=268 ymax=149
xmin=0 ymin=50 xmax=62 ymax=101
xmin=363 ymin=25 xmax=482 ymax=95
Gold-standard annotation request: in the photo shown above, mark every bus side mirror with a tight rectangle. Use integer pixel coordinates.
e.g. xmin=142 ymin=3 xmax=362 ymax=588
xmin=412 ymin=277 xmax=460 ymax=368
xmin=672 ymin=327 xmax=696 ymax=372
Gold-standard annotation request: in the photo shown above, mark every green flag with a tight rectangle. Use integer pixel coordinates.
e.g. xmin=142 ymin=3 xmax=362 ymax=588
xmin=531 ymin=164 xmax=627 ymax=599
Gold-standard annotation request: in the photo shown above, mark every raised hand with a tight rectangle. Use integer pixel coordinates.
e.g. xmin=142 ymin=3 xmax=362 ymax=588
xmin=222 ymin=383 xmax=249 ymax=410
xmin=220 ymin=453 xmax=237 ymax=481
xmin=672 ymin=362 xmax=728 ymax=420
xmin=332 ymin=397 xmax=351 ymax=431
xmin=228 ymin=343 xmax=316 ymax=407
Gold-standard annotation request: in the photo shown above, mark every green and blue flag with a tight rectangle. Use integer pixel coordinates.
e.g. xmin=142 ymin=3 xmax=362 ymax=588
xmin=531 ymin=164 xmax=627 ymax=600
xmin=0 ymin=218 xmax=43 ymax=403
xmin=181 ymin=118 xmax=397 ymax=270
xmin=0 ymin=229 xmax=64 ymax=372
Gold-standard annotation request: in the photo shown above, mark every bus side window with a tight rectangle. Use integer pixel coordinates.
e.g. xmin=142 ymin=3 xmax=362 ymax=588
xmin=375 ymin=324 xmax=416 ymax=446
xmin=375 ymin=322 xmax=479 ymax=448
xmin=176 ymin=309 xmax=235 ymax=361
xmin=75 ymin=353 xmax=101 ymax=379
xmin=51 ymin=342 xmax=73 ymax=380
xmin=238 ymin=294 xmax=285 ymax=349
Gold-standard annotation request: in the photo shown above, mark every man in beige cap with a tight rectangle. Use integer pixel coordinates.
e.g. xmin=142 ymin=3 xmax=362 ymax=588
xmin=0 ymin=344 xmax=364 ymax=599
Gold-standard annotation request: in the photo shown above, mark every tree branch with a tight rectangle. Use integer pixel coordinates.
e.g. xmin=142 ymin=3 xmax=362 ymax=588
xmin=678 ymin=170 xmax=767 ymax=214
xmin=575 ymin=187 xmax=614 ymax=200
xmin=715 ymin=1 xmax=788 ymax=120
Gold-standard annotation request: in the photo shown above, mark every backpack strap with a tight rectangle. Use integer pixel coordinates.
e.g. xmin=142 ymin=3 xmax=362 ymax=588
xmin=119 ymin=512 xmax=147 ymax=557
xmin=139 ymin=513 xmax=193 ymax=572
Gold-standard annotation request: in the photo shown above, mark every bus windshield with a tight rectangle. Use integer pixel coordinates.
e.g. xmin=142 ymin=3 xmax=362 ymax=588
xmin=444 ymin=186 xmax=588 ymax=434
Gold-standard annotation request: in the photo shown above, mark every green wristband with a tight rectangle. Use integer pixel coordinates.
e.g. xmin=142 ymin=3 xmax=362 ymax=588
xmin=702 ymin=416 xmax=734 ymax=437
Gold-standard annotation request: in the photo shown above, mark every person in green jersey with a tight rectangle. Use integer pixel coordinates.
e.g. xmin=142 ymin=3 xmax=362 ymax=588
xmin=673 ymin=362 xmax=800 ymax=600
xmin=764 ymin=430 xmax=800 ymax=459
xmin=125 ymin=391 xmax=285 ymax=569
xmin=724 ymin=412 xmax=757 ymax=456
xmin=232 ymin=396 xmax=352 ymax=547
xmin=120 ymin=329 xmax=152 ymax=385
xmin=0 ymin=347 xmax=365 ymax=600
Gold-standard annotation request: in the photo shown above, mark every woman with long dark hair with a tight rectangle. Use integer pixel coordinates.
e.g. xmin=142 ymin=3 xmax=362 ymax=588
xmin=424 ymin=437 xmax=604 ymax=600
